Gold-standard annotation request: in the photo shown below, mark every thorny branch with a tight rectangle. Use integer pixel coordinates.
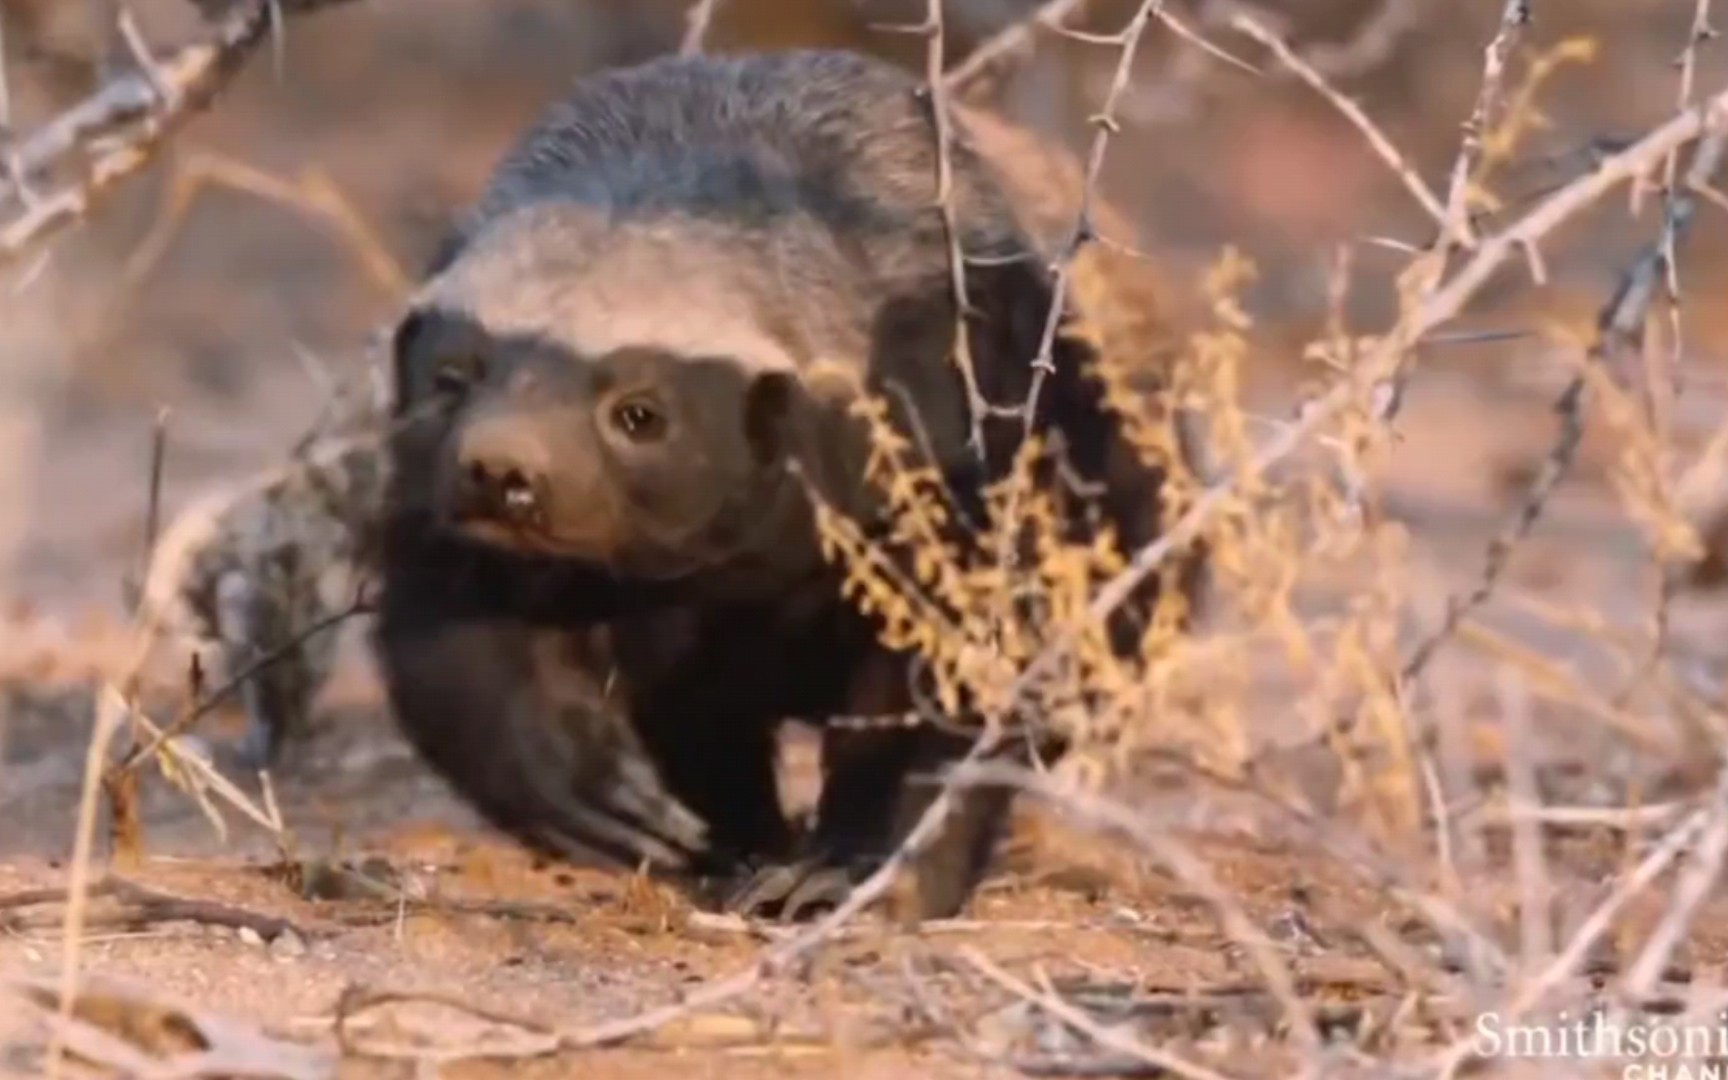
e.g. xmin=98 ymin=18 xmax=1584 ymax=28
xmin=1402 ymin=111 xmax=1728 ymax=685
xmin=1440 ymin=0 xmax=1534 ymax=250
xmin=0 ymin=0 xmax=366 ymax=268
xmin=1009 ymin=80 xmax=1728 ymax=708
xmin=1231 ymin=15 xmax=1449 ymax=236
xmin=942 ymin=0 xmax=1090 ymax=92
xmin=1618 ymin=0 xmax=1720 ymax=700
xmin=1018 ymin=0 xmax=1165 ymax=437
xmin=679 ymin=0 xmax=724 ymax=57
xmin=943 ymin=0 xmax=1251 ymax=98
xmin=895 ymin=0 xmax=994 ymax=464
xmin=911 ymin=0 xmax=1245 ymax=459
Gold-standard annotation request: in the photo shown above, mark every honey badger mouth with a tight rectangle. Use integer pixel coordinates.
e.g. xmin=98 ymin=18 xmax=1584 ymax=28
xmin=440 ymin=455 xmax=793 ymax=584
xmin=453 ymin=463 xmax=548 ymax=528
xmin=452 ymin=513 xmax=569 ymax=558
xmin=444 ymin=463 xmax=626 ymax=564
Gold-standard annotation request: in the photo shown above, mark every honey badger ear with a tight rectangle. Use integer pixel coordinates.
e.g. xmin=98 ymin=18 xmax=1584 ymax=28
xmin=743 ymin=370 xmax=799 ymax=467
xmin=389 ymin=308 xmax=432 ymax=417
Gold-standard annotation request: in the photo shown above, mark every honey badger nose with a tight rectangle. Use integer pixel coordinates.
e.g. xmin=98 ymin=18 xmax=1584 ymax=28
xmin=454 ymin=419 xmax=552 ymax=525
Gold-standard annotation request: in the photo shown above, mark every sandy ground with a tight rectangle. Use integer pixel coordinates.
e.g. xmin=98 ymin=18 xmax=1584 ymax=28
xmin=5 ymin=1 xmax=1728 ymax=1076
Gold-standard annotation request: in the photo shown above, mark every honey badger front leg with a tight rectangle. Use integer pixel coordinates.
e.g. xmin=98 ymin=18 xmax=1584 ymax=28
xmin=374 ymin=609 xmax=719 ymax=876
xmin=721 ymin=642 xmax=1039 ymax=922
xmin=725 ymin=722 xmax=1038 ymax=922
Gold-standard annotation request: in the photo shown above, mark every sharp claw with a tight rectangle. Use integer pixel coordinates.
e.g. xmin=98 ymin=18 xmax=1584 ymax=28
xmin=781 ymin=867 xmax=855 ymax=922
xmin=726 ymin=863 xmax=805 ymax=917
xmin=722 ymin=861 xmax=861 ymax=922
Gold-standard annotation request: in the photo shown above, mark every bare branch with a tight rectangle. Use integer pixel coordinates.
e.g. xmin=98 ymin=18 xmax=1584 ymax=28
xmin=1619 ymin=0 xmax=1722 ymax=698
xmin=1402 ymin=135 xmax=1728 ymax=685
xmin=951 ymin=760 xmax=1322 ymax=1050
xmin=0 ymin=0 xmax=366 ymax=267
xmin=962 ymin=949 xmax=1237 ymax=1080
xmin=1500 ymin=670 xmax=1554 ymax=969
xmin=679 ymin=0 xmax=724 ymax=57
xmin=1428 ymin=799 xmax=1709 ymax=1075
xmin=44 ymin=685 xmax=125 ymax=1077
xmin=1620 ymin=757 xmax=1728 ymax=1000
xmin=113 ymin=585 xmax=372 ymax=775
xmin=1398 ymin=237 xmax=1660 ymax=683
xmin=1011 ymin=82 xmax=1728 ymax=705
xmin=1440 ymin=0 xmax=1534 ymax=249
xmin=1231 ymin=14 xmax=1449 ymax=236
xmin=913 ymin=0 xmax=993 ymax=462
xmin=942 ymin=0 xmax=1091 ymax=93
xmin=1020 ymin=0 xmax=1164 ymax=435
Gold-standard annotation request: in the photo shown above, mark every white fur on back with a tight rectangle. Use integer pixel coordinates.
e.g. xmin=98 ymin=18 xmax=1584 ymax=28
xmin=416 ymin=203 xmax=869 ymax=373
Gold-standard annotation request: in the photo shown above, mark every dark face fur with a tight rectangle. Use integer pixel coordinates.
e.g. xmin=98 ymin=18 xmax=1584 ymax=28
xmin=391 ymin=306 xmax=808 ymax=582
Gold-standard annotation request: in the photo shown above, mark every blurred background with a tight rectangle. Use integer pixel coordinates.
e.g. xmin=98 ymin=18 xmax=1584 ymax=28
xmin=3 ymin=0 xmax=1727 ymax=854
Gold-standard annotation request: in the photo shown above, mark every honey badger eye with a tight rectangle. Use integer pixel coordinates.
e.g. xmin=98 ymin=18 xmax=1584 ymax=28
xmin=433 ymin=357 xmax=481 ymax=395
xmin=610 ymin=398 xmax=667 ymax=441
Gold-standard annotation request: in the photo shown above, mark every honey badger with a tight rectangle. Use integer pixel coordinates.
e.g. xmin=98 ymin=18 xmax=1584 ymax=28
xmin=375 ymin=48 xmax=1198 ymax=920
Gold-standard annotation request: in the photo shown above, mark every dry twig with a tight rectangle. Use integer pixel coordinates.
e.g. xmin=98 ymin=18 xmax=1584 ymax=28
xmin=679 ymin=0 xmax=724 ymax=57
xmin=1012 ymin=81 xmax=1728 ymax=708
xmin=1439 ymin=0 xmax=1534 ymax=249
xmin=1618 ymin=0 xmax=1721 ymax=700
xmin=1619 ymin=758 xmax=1728 ymax=1001
xmin=114 ymin=585 xmax=372 ymax=775
xmin=0 ymin=876 xmax=308 ymax=942
xmin=120 ymin=149 xmax=408 ymax=299
xmin=0 ymin=0 xmax=366 ymax=266
xmin=887 ymin=0 xmax=994 ymax=462
xmin=1402 ymin=129 xmax=1728 ymax=686
xmin=950 ymin=760 xmax=1320 ymax=1050
xmin=943 ymin=0 xmax=1090 ymax=92
xmin=1428 ymin=797 xmax=1711 ymax=1076
xmin=1230 ymin=14 xmax=1449 ymax=235
xmin=43 ymin=682 xmax=125 ymax=1080
xmin=1019 ymin=0 xmax=1166 ymax=435
xmin=962 ymin=949 xmax=1237 ymax=1080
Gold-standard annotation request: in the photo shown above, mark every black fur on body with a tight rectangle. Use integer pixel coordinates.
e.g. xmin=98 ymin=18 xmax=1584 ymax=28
xmin=373 ymin=48 xmax=1184 ymax=919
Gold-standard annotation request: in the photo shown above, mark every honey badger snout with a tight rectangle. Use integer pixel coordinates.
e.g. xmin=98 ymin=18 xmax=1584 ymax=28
xmin=452 ymin=415 xmax=553 ymax=527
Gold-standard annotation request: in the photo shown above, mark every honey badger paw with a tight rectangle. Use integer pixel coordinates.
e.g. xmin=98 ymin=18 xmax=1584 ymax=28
xmin=724 ymin=859 xmax=863 ymax=922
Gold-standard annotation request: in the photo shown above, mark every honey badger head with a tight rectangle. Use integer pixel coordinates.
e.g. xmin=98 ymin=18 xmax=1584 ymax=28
xmin=391 ymin=206 xmax=825 ymax=581
xmin=387 ymin=49 xmax=1065 ymax=584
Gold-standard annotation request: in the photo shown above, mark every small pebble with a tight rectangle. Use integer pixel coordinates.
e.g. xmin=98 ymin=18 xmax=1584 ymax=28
xmin=269 ymin=930 xmax=308 ymax=960
xmin=237 ymin=926 xmax=265 ymax=947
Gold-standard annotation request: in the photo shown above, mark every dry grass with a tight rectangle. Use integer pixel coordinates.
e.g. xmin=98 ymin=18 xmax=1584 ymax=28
xmin=7 ymin=1 xmax=1728 ymax=1078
